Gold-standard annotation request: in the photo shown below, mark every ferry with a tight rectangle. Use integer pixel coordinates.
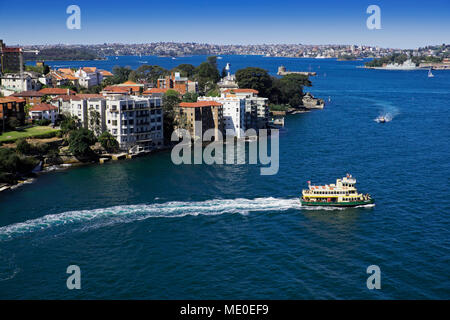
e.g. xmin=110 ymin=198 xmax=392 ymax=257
xmin=301 ymin=174 xmax=374 ymax=207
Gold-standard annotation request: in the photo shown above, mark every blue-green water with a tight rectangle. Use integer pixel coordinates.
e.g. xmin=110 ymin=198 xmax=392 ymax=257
xmin=3 ymin=56 xmax=449 ymax=299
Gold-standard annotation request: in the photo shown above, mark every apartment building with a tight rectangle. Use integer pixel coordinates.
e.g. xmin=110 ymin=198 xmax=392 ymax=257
xmin=177 ymin=101 xmax=223 ymax=141
xmin=0 ymin=40 xmax=21 ymax=73
xmin=0 ymin=97 xmax=26 ymax=130
xmin=29 ymin=103 xmax=58 ymax=123
xmin=157 ymin=72 xmax=197 ymax=95
xmin=105 ymin=96 xmax=163 ymax=151
xmin=0 ymin=73 xmax=41 ymax=94
xmin=198 ymin=95 xmax=246 ymax=138
xmin=74 ymin=67 xmax=104 ymax=88
xmin=223 ymin=89 xmax=269 ymax=130
xmin=11 ymin=90 xmax=45 ymax=105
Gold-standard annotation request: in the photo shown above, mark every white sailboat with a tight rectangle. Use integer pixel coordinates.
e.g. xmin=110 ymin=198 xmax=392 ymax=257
xmin=428 ymin=68 xmax=434 ymax=78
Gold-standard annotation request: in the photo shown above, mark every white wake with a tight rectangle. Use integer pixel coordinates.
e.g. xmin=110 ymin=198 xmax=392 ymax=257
xmin=0 ymin=197 xmax=301 ymax=240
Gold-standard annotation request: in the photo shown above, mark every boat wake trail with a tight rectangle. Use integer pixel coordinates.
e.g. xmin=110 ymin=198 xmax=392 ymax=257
xmin=374 ymin=104 xmax=400 ymax=123
xmin=0 ymin=197 xmax=302 ymax=241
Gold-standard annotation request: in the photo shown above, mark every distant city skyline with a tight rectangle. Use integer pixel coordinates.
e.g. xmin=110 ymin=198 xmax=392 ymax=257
xmin=1 ymin=0 xmax=449 ymax=49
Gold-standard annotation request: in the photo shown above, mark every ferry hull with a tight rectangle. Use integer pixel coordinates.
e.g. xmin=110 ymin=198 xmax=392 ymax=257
xmin=300 ymin=199 xmax=374 ymax=207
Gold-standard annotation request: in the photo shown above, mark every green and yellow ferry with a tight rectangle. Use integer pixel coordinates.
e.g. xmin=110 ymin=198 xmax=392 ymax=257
xmin=301 ymin=174 xmax=374 ymax=207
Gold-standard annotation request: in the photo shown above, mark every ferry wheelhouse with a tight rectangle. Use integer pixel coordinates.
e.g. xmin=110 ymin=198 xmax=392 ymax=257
xmin=301 ymin=174 xmax=374 ymax=207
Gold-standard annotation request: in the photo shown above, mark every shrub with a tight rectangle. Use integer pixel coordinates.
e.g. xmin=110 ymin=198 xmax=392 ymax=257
xmin=98 ymin=131 xmax=119 ymax=153
xmin=68 ymin=129 xmax=96 ymax=157
xmin=35 ymin=119 xmax=51 ymax=126
xmin=16 ymin=138 xmax=32 ymax=155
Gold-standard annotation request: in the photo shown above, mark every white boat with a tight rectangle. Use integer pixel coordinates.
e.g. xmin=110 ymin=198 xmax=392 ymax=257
xmin=428 ymin=68 xmax=434 ymax=78
xmin=376 ymin=116 xmax=386 ymax=123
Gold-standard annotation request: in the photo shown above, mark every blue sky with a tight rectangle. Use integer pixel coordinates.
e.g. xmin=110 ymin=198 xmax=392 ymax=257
xmin=0 ymin=0 xmax=449 ymax=48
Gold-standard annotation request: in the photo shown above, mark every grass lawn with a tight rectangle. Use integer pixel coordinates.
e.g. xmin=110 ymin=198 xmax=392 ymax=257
xmin=0 ymin=126 xmax=59 ymax=143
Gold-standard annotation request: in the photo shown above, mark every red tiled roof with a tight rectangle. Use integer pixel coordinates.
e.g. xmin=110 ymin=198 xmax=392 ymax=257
xmin=12 ymin=90 xmax=45 ymax=97
xmin=82 ymin=67 xmax=97 ymax=73
xmin=0 ymin=97 xmax=25 ymax=103
xmin=39 ymin=88 xmax=76 ymax=95
xmin=103 ymin=85 xmax=140 ymax=93
xmin=143 ymin=88 xmax=168 ymax=94
xmin=223 ymin=88 xmax=259 ymax=94
xmin=30 ymin=103 xmax=58 ymax=112
xmin=100 ymin=70 xmax=113 ymax=76
xmin=179 ymin=101 xmax=222 ymax=108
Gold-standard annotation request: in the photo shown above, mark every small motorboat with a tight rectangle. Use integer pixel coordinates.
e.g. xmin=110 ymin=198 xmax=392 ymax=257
xmin=376 ymin=116 xmax=386 ymax=123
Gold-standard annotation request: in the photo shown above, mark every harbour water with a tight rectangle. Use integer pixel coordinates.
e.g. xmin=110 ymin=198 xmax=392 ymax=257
xmin=1 ymin=56 xmax=449 ymax=299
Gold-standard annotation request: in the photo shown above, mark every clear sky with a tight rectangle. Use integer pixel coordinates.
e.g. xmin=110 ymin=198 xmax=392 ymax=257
xmin=1 ymin=0 xmax=449 ymax=48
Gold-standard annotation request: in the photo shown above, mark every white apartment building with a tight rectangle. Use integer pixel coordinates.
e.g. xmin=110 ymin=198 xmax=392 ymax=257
xmin=223 ymin=89 xmax=269 ymax=130
xmin=198 ymin=95 xmax=246 ymax=138
xmin=74 ymin=67 xmax=103 ymax=88
xmin=0 ymin=73 xmax=40 ymax=94
xmin=105 ymin=96 xmax=163 ymax=151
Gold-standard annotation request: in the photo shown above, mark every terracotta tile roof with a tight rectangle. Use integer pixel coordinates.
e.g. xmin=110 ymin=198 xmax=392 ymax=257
xmin=58 ymin=68 xmax=74 ymax=75
xmin=11 ymin=90 xmax=45 ymax=97
xmin=29 ymin=103 xmax=58 ymax=112
xmin=0 ymin=97 xmax=25 ymax=103
xmin=179 ymin=101 xmax=222 ymax=108
xmin=64 ymin=75 xmax=79 ymax=80
xmin=39 ymin=88 xmax=76 ymax=95
xmin=143 ymin=88 xmax=168 ymax=94
xmin=102 ymin=86 xmax=131 ymax=94
xmin=70 ymin=94 xmax=104 ymax=100
xmin=82 ymin=67 xmax=97 ymax=73
xmin=121 ymin=80 xmax=138 ymax=85
xmin=223 ymin=88 xmax=259 ymax=94
xmin=100 ymin=70 xmax=113 ymax=77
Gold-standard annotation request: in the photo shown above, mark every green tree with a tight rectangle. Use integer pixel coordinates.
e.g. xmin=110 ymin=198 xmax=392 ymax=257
xmin=0 ymin=148 xmax=37 ymax=183
xmin=128 ymin=65 xmax=168 ymax=85
xmin=98 ymin=131 xmax=119 ymax=153
xmin=88 ymin=108 xmax=102 ymax=136
xmin=162 ymin=90 xmax=181 ymax=144
xmin=111 ymin=66 xmax=132 ymax=84
xmin=235 ymin=67 xmax=273 ymax=98
xmin=195 ymin=62 xmax=220 ymax=94
xmin=182 ymin=92 xmax=199 ymax=102
xmin=207 ymin=56 xmax=218 ymax=69
xmin=16 ymin=138 xmax=32 ymax=155
xmin=68 ymin=128 xmax=96 ymax=157
xmin=172 ymin=64 xmax=196 ymax=78
xmin=60 ymin=115 xmax=79 ymax=134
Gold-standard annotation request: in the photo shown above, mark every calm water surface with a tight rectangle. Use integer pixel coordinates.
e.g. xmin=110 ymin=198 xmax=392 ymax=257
xmin=1 ymin=56 xmax=448 ymax=299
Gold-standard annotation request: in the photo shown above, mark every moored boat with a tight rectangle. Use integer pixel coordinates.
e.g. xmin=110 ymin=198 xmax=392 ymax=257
xmin=300 ymin=174 xmax=374 ymax=207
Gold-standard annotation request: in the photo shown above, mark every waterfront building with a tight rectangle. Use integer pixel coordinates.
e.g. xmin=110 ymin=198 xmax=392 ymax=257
xmin=223 ymin=89 xmax=269 ymax=130
xmin=66 ymin=94 xmax=106 ymax=132
xmin=177 ymin=101 xmax=223 ymax=141
xmin=198 ymin=95 xmax=246 ymax=138
xmin=105 ymin=96 xmax=164 ymax=151
xmin=217 ymin=63 xmax=239 ymax=92
xmin=29 ymin=103 xmax=58 ymax=123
